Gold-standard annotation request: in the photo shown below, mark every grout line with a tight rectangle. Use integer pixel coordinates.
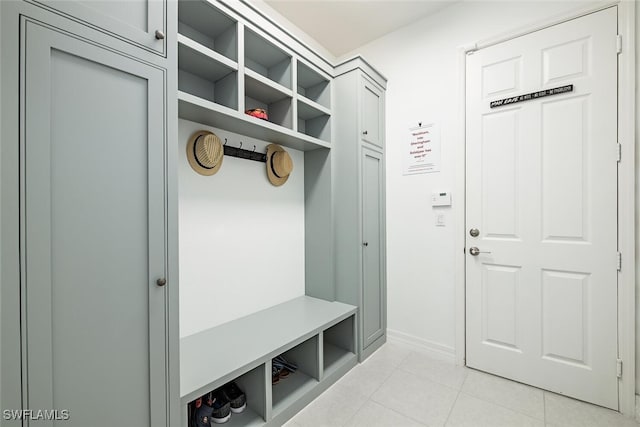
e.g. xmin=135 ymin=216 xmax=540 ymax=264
xmin=443 ymin=389 xmax=462 ymax=426
xmin=543 ymin=390 xmax=547 ymax=425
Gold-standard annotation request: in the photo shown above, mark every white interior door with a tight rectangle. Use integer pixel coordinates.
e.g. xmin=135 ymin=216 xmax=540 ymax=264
xmin=465 ymin=7 xmax=618 ymax=409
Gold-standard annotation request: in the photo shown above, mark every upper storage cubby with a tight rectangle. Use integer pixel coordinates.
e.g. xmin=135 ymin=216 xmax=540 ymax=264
xmin=177 ymin=0 xmax=238 ymax=111
xmin=178 ymin=38 xmax=238 ymax=110
xmin=178 ymin=0 xmax=237 ymax=62
xmin=297 ymin=61 xmax=330 ymax=109
xmin=177 ymin=0 xmax=333 ymax=151
xmin=245 ymin=28 xmax=292 ymax=90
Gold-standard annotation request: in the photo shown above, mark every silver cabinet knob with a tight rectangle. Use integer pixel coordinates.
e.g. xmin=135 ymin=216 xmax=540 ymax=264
xmin=155 ymin=30 xmax=165 ymax=40
xmin=469 ymin=247 xmax=491 ymax=256
xmin=156 ymin=278 xmax=167 ymax=287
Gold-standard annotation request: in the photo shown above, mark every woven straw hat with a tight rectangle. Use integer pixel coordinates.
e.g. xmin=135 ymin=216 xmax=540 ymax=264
xmin=186 ymin=130 xmax=224 ymax=176
xmin=266 ymin=144 xmax=293 ymax=186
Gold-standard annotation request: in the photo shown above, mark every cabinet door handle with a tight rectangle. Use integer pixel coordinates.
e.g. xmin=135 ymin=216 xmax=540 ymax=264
xmin=156 ymin=278 xmax=167 ymax=287
xmin=362 ymin=130 xmax=368 ymax=135
xmin=363 ymin=242 xmax=369 ymax=247
xmin=155 ymin=30 xmax=165 ymax=40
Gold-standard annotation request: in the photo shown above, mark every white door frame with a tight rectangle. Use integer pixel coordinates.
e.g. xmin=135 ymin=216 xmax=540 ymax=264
xmin=454 ymin=1 xmax=636 ymax=416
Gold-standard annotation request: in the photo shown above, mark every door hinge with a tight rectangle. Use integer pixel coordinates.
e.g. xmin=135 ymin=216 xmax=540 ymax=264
xmin=617 ymin=143 xmax=622 ymax=162
xmin=616 ymin=35 xmax=622 ymax=54
xmin=616 ymin=359 xmax=623 ymax=378
xmin=617 ymin=252 xmax=622 ymax=271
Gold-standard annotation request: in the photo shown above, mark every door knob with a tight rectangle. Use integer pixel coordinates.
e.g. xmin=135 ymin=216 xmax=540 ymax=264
xmin=469 ymin=228 xmax=479 ymax=237
xmin=469 ymin=247 xmax=491 ymax=256
xmin=155 ymin=30 xmax=165 ymax=40
xmin=156 ymin=278 xmax=167 ymax=287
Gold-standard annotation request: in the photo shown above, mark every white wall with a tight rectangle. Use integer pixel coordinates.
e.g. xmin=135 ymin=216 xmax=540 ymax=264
xmin=179 ymin=119 xmax=305 ymax=338
xmin=342 ymin=0 xmax=634 ymax=357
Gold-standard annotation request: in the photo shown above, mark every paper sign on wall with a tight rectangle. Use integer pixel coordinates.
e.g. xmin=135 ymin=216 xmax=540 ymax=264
xmin=404 ymin=122 xmax=440 ymax=175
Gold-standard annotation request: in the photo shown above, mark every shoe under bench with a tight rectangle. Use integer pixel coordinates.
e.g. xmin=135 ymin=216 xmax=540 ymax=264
xmin=180 ymin=296 xmax=358 ymax=426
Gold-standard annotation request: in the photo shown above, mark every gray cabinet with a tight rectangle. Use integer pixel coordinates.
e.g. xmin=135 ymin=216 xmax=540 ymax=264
xmin=362 ymin=148 xmax=385 ymax=349
xmin=30 ymin=0 xmax=167 ymax=55
xmin=4 ymin=9 xmax=177 ymax=426
xmin=360 ymin=76 xmax=384 ymax=149
xmin=334 ymin=60 xmax=387 ymax=361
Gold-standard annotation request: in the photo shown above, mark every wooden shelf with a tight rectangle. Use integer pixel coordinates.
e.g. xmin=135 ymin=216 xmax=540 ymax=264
xmin=178 ymin=91 xmax=331 ymax=151
xmin=323 ymin=343 xmax=356 ymax=378
xmin=298 ymin=96 xmax=331 ymax=120
xmin=180 ymin=296 xmax=356 ymax=403
xmin=178 ymin=34 xmax=238 ymax=73
xmin=272 ymin=371 xmax=318 ymax=417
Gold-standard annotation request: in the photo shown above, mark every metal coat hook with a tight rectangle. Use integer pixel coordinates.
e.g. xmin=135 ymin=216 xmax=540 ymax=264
xmin=222 ymin=139 xmax=267 ymax=163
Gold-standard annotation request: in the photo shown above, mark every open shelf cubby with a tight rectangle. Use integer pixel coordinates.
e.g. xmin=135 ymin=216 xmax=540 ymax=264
xmin=178 ymin=38 xmax=238 ymax=110
xmin=297 ymin=61 xmax=331 ymax=109
xmin=186 ymin=363 xmax=267 ymax=427
xmin=271 ymin=336 xmax=320 ymax=417
xmin=297 ymin=98 xmax=331 ymax=142
xmin=245 ymin=71 xmax=293 ymax=129
xmin=178 ymin=0 xmax=237 ymax=62
xmin=323 ymin=316 xmax=356 ymax=378
xmin=245 ymin=28 xmax=292 ymax=90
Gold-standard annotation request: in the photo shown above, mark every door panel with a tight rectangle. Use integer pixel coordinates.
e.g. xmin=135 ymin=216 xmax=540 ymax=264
xmin=362 ymin=148 xmax=384 ymax=347
xmin=466 ymin=7 xmax=617 ymax=409
xmin=361 ymin=77 xmax=383 ymax=148
xmin=32 ymin=0 xmax=166 ymax=55
xmin=23 ymin=20 xmax=167 ymax=426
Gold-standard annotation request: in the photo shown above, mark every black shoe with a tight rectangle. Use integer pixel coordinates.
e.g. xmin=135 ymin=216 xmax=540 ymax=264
xmin=208 ymin=389 xmax=231 ymax=424
xmin=222 ymin=381 xmax=247 ymax=414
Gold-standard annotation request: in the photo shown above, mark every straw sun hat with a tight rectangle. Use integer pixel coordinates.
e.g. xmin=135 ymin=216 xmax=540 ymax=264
xmin=186 ymin=130 xmax=224 ymax=176
xmin=266 ymin=144 xmax=293 ymax=186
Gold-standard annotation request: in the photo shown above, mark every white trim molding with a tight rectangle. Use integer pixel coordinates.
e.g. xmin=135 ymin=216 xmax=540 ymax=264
xmin=387 ymin=329 xmax=455 ymax=362
xmin=455 ymin=0 xmax=636 ymax=416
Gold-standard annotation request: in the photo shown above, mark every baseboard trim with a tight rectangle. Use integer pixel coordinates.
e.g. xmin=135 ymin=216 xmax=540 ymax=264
xmin=387 ymin=329 xmax=456 ymax=362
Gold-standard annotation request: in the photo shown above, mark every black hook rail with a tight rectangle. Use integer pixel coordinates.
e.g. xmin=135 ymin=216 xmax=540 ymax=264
xmin=223 ymin=140 xmax=267 ymax=163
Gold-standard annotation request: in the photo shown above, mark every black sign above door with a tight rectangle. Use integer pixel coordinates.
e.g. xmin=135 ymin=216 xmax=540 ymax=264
xmin=490 ymin=85 xmax=573 ymax=108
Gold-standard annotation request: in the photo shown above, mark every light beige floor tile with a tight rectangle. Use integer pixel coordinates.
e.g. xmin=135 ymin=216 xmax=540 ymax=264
xmin=399 ymin=351 xmax=468 ymax=390
xmin=461 ymin=370 xmax=544 ymax=420
xmin=345 ymin=400 xmax=426 ymax=427
xmin=365 ymin=342 xmax=412 ymax=370
xmin=371 ymin=369 xmax=458 ymax=426
xmin=291 ymin=383 xmax=368 ymax=427
xmin=544 ymin=392 xmax=640 ymax=427
xmin=282 ymin=419 xmax=302 ymax=427
xmin=335 ymin=357 xmax=394 ymax=398
xmin=445 ymin=393 xmax=544 ymax=427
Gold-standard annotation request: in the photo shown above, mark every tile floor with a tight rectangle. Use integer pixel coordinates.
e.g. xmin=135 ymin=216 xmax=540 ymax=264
xmin=284 ymin=341 xmax=639 ymax=427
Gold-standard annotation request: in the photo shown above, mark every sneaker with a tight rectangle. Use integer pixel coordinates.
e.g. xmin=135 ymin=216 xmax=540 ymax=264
xmin=193 ymin=398 xmax=214 ymax=427
xmin=207 ymin=389 xmax=231 ymax=424
xmin=222 ymin=381 xmax=246 ymax=413
xmin=274 ymin=355 xmax=297 ymax=373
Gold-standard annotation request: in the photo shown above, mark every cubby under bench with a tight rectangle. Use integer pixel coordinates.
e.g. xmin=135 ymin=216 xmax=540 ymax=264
xmin=180 ymin=296 xmax=358 ymax=427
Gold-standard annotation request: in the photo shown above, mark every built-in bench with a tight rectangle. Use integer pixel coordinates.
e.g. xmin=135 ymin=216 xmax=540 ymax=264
xmin=180 ymin=296 xmax=358 ymax=426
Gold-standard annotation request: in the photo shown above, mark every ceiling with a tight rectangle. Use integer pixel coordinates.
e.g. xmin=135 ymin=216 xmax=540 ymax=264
xmin=263 ymin=0 xmax=455 ymax=57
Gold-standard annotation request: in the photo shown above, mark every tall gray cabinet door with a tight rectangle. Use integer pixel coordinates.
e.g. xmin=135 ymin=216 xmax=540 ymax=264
xmin=360 ymin=77 xmax=384 ymax=149
xmin=32 ymin=0 xmax=166 ymax=55
xmin=23 ymin=20 xmax=168 ymax=427
xmin=362 ymin=148 xmax=385 ymax=348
